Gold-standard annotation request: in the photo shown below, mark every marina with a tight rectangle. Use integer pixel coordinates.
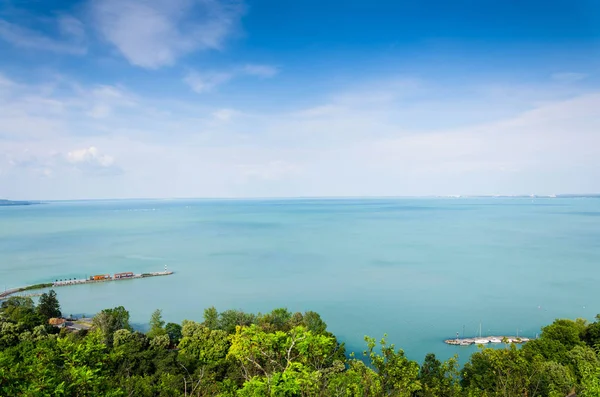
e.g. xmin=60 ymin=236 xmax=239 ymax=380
xmin=444 ymin=336 xmax=531 ymax=346
xmin=0 ymin=268 xmax=174 ymax=300
xmin=444 ymin=322 xmax=531 ymax=345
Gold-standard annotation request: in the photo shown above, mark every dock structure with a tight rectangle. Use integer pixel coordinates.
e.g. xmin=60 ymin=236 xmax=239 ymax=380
xmin=444 ymin=336 xmax=530 ymax=346
xmin=52 ymin=271 xmax=173 ymax=287
xmin=0 ymin=270 xmax=174 ymax=300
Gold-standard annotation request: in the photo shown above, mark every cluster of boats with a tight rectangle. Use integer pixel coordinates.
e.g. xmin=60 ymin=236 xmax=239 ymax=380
xmin=444 ymin=323 xmax=531 ymax=346
xmin=445 ymin=336 xmax=529 ymax=346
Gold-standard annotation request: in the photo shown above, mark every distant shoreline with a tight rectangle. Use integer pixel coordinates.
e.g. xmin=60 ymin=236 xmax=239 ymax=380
xmin=3 ymin=194 xmax=600 ymax=203
xmin=0 ymin=199 xmax=42 ymax=207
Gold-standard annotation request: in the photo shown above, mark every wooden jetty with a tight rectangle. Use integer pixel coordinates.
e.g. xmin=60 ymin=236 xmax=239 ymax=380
xmin=0 ymin=270 xmax=174 ymax=300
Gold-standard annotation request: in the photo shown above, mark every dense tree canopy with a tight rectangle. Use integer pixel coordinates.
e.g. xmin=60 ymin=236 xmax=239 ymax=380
xmin=1 ymin=292 xmax=599 ymax=396
xmin=37 ymin=290 xmax=62 ymax=321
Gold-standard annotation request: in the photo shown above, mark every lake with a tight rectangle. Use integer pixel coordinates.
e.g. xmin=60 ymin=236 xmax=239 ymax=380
xmin=1 ymin=197 xmax=598 ymax=363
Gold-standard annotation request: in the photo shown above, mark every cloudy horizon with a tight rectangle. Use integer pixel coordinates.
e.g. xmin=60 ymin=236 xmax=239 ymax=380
xmin=1 ymin=0 xmax=599 ymax=200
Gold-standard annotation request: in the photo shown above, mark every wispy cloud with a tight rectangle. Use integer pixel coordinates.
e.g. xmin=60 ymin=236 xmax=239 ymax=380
xmin=184 ymin=71 xmax=233 ymax=93
xmin=84 ymin=85 xmax=137 ymax=119
xmin=0 ymin=18 xmax=87 ymax=54
xmin=212 ymin=108 xmax=239 ymax=121
xmin=243 ymin=64 xmax=279 ymax=78
xmin=184 ymin=63 xmax=279 ymax=93
xmin=90 ymin=0 xmax=245 ymax=69
xmin=551 ymin=72 xmax=588 ymax=83
xmin=67 ymin=146 xmax=115 ymax=167
xmin=4 ymin=145 xmax=122 ymax=179
xmin=2 ymin=70 xmax=600 ymax=198
xmin=65 ymin=146 xmax=122 ymax=175
xmin=58 ymin=16 xmax=86 ymax=42
xmin=5 ymin=150 xmax=56 ymax=178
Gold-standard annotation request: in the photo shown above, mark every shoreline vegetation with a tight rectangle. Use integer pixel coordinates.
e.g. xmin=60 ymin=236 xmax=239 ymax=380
xmin=0 ymin=283 xmax=54 ymax=300
xmin=1 ymin=291 xmax=599 ymax=396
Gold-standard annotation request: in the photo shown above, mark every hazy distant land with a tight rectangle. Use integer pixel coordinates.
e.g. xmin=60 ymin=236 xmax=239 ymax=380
xmin=0 ymin=199 xmax=40 ymax=206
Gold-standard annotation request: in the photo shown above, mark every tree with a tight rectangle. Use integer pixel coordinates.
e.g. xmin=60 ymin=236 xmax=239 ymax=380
xmin=178 ymin=321 xmax=230 ymax=369
xmin=203 ymin=306 xmax=218 ymax=329
xmin=417 ymin=353 xmax=462 ymax=396
xmin=0 ymin=296 xmax=41 ymax=327
xmin=531 ymin=360 xmax=575 ymax=397
xmin=218 ymin=309 xmax=256 ymax=334
xmin=582 ymin=314 xmax=600 ymax=349
xmin=93 ymin=306 xmax=132 ymax=345
xmin=37 ymin=290 xmax=61 ymax=321
xmin=302 ymin=311 xmax=328 ymax=334
xmin=524 ymin=318 xmax=587 ymax=365
xmin=228 ymin=324 xmax=339 ymax=386
xmin=363 ymin=335 xmax=421 ymax=396
xmin=147 ymin=309 xmax=167 ymax=339
xmin=257 ymin=308 xmax=293 ymax=332
xmin=462 ymin=344 xmax=532 ymax=396
xmin=165 ymin=322 xmax=182 ymax=345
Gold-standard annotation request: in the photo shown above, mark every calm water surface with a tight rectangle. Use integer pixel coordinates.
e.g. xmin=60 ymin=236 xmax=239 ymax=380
xmin=1 ymin=198 xmax=599 ymax=363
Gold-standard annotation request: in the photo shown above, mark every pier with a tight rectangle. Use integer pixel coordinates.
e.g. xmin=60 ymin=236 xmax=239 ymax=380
xmin=0 ymin=270 xmax=174 ymax=300
xmin=444 ymin=336 xmax=530 ymax=346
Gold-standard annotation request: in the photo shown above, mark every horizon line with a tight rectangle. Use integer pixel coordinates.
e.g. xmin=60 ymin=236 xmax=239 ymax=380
xmin=4 ymin=193 xmax=600 ymax=202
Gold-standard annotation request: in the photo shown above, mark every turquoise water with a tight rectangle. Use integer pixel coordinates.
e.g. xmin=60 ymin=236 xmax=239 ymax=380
xmin=1 ymin=198 xmax=599 ymax=363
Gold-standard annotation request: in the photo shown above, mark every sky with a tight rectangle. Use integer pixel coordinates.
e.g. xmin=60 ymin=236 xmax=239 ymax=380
xmin=1 ymin=0 xmax=600 ymax=199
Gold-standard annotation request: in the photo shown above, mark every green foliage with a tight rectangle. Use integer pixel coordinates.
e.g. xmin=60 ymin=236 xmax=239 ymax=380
xmin=178 ymin=320 xmax=230 ymax=369
xmin=37 ymin=289 xmax=61 ymax=321
xmin=203 ymin=306 xmax=219 ymax=329
xmin=462 ymin=344 xmax=533 ymax=396
xmin=416 ymin=353 xmax=462 ymax=396
xmin=217 ymin=309 xmax=256 ymax=334
xmin=256 ymin=308 xmax=293 ymax=332
xmin=532 ymin=360 xmax=575 ymax=397
xmin=165 ymin=322 xmax=182 ymax=345
xmin=20 ymin=283 xmax=54 ymax=291
xmin=582 ymin=315 xmax=600 ymax=349
xmin=2 ymin=295 xmax=600 ymax=397
xmin=92 ymin=306 xmax=132 ymax=346
xmin=302 ymin=311 xmax=328 ymax=334
xmin=0 ymin=296 xmax=42 ymax=328
xmin=362 ymin=335 xmax=421 ymax=396
xmin=147 ymin=309 xmax=167 ymax=339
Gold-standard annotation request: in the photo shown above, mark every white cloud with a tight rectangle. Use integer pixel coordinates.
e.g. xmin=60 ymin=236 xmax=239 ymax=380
xmin=91 ymin=0 xmax=245 ymax=69
xmin=293 ymin=105 xmax=343 ymax=118
xmin=58 ymin=16 xmax=86 ymax=42
xmin=87 ymin=104 xmax=112 ymax=119
xmin=83 ymin=85 xmax=137 ymax=118
xmin=1 ymin=70 xmax=600 ymax=199
xmin=184 ymin=71 xmax=233 ymax=93
xmin=551 ymin=72 xmax=587 ymax=83
xmin=243 ymin=64 xmax=279 ymax=78
xmin=213 ymin=108 xmax=238 ymax=121
xmin=64 ymin=146 xmax=123 ymax=176
xmin=0 ymin=18 xmax=86 ymax=54
xmin=5 ymin=150 xmax=57 ymax=178
xmin=0 ymin=73 xmax=16 ymax=87
xmin=184 ymin=63 xmax=278 ymax=93
xmin=67 ymin=146 xmax=115 ymax=167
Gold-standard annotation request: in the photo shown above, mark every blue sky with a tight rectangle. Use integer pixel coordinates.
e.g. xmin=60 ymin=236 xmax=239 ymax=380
xmin=1 ymin=0 xmax=599 ymax=199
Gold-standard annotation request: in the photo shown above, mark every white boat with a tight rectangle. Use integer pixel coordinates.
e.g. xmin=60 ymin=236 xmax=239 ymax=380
xmin=489 ymin=338 xmax=502 ymax=343
xmin=473 ymin=322 xmax=489 ymax=344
